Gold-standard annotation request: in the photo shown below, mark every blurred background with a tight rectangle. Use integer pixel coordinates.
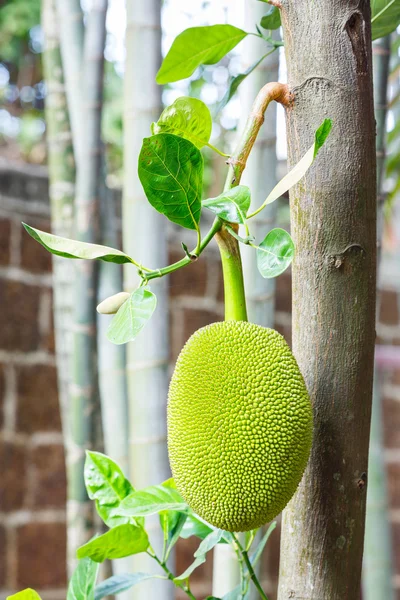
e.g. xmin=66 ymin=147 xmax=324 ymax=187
xmin=0 ymin=0 xmax=399 ymax=598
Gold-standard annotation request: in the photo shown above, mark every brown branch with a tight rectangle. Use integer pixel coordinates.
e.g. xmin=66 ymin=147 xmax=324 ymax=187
xmin=267 ymin=0 xmax=282 ymax=8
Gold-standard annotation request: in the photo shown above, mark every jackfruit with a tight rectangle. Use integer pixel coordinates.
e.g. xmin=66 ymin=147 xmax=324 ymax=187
xmin=167 ymin=321 xmax=312 ymax=532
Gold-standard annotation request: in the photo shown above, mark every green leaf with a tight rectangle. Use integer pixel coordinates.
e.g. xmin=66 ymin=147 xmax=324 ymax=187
xmin=180 ymin=513 xmax=215 ymax=540
xmin=118 ymin=482 xmax=188 ymax=517
xmin=371 ymin=0 xmax=400 ymax=39
xmin=22 ymin=224 xmax=134 ymax=265
xmin=94 ymin=573 xmax=162 ymax=600
xmin=223 ymin=586 xmax=250 ymax=600
xmin=202 ymin=186 xmax=251 ymax=224
xmin=194 ymin=528 xmax=225 ymax=557
xmin=138 ymin=133 xmax=203 ymax=230
xmin=256 ymin=228 xmax=295 ymax=278
xmin=260 ymin=6 xmax=281 ymax=29
xmin=160 ymin=510 xmax=188 ymax=562
xmin=156 ymin=25 xmax=248 ymax=84
xmin=249 ymin=521 xmax=277 ymax=567
xmin=216 ymin=52 xmax=272 ymax=114
xmin=313 ymin=118 xmax=332 ymax=158
xmin=152 ymin=97 xmax=212 ymax=149
xmin=106 ymin=287 xmax=157 ymax=345
xmin=174 ymin=556 xmax=207 ymax=581
xmin=67 ymin=557 xmax=99 ymax=600
xmin=84 ymin=451 xmax=136 ymax=528
xmin=7 ymin=591 xmax=42 ymax=600
xmin=77 ymin=524 xmax=149 ymax=563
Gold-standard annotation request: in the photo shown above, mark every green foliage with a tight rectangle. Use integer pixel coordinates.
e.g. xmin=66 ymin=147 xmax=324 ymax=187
xmin=152 ymin=96 xmax=212 ymax=149
xmin=260 ymin=6 xmax=281 ymax=30
xmin=118 ymin=481 xmax=188 ymax=518
xmin=67 ymin=557 xmax=99 ymax=600
xmin=371 ymin=0 xmax=400 ymax=39
xmin=106 ymin=287 xmax=157 ymax=345
xmin=94 ymin=573 xmax=160 ymax=600
xmin=7 ymin=590 xmax=42 ymax=600
xmin=138 ymin=133 xmax=203 ymax=231
xmin=255 ymin=228 xmax=295 ymax=278
xmin=203 ymin=186 xmax=251 ymax=224
xmin=156 ymin=25 xmax=248 ymax=84
xmin=0 ymin=0 xmax=41 ymax=62
xmin=77 ymin=524 xmax=149 ymax=562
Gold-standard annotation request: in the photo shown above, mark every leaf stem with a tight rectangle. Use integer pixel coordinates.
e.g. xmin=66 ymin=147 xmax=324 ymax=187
xmin=233 ymin=535 xmax=270 ymax=600
xmin=147 ymin=548 xmax=197 ymax=600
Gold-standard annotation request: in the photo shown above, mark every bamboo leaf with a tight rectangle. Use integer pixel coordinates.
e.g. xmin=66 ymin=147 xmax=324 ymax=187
xmin=94 ymin=573 xmax=162 ymax=600
xmin=106 ymin=288 xmax=157 ymax=345
xmin=22 ymin=224 xmax=134 ymax=264
xmin=138 ymin=133 xmax=203 ymax=230
xmin=118 ymin=482 xmax=188 ymax=517
xmin=152 ymin=97 xmax=212 ymax=149
xmin=84 ymin=451 xmax=137 ymax=528
xmin=180 ymin=513 xmax=215 ymax=540
xmin=249 ymin=521 xmax=277 ymax=567
xmin=260 ymin=6 xmax=281 ymax=29
xmin=67 ymin=557 xmax=99 ymax=600
xmin=174 ymin=556 xmax=207 ymax=581
xmin=156 ymin=25 xmax=248 ymax=84
xmin=202 ymin=186 xmax=251 ymax=224
xmin=194 ymin=528 xmax=225 ymax=557
xmin=256 ymin=228 xmax=295 ymax=278
xmin=77 ymin=524 xmax=149 ymax=563
xmin=7 ymin=591 xmax=42 ymax=600
xmin=371 ymin=0 xmax=400 ymax=39
xmin=216 ymin=52 xmax=272 ymax=114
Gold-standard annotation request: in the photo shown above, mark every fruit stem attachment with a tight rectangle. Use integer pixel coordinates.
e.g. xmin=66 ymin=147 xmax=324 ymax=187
xmin=216 ymin=224 xmax=248 ymax=321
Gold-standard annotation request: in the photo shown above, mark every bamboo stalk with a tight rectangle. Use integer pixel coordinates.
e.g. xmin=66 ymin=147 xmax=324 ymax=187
xmin=41 ymin=0 xmax=77 ymax=574
xmin=363 ymin=34 xmax=395 ymax=600
xmin=69 ymin=0 xmax=108 ymax=565
xmin=122 ymin=1 xmax=173 ymax=597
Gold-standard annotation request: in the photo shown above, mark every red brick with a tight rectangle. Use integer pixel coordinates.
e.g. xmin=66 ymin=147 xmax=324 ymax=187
xmin=0 ymin=442 xmax=27 ymax=512
xmin=31 ymin=445 xmax=66 ymax=508
xmin=0 ymin=280 xmax=41 ymax=352
xmin=183 ymin=309 xmax=221 ymax=344
xmin=387 ymin=463 xmax=400 ymax=508
xmin=20 ymin=219 xmax=52 ymax=273
xmin=275 ymin=272 xmax=292 ymax=314
xmin=0 ymin=218 xmax=11 ymax=266
xmin=0 ymin=525 xmax=6 ymax=587
xmin=169 ymin=250 xmax=208 ymax=297
xmin=16 ymin=522 xmax=67 ymax=589
xmin=0 ymin=363 xmax=5 ymax=429
xmin=16 ymin=364 xmax=61 ymax=433
xmin=380 ymin=290 xmax=399 ymax=326
xmin=382 ymin=396 xmax=400 ymax=448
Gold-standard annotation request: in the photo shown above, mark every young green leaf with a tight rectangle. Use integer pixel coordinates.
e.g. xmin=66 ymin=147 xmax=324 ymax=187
xmin=156 ymin=25 xmax=248 ymax=84
xmin=77 ymin=524 xmax=149 ymax=563
xmin=249 ymin=521 xmax=277 ymax=567
xmin=84 ymin=451 xmax=136 ymax=528
xmin=106 ymin=287 xmax=157 ymax=345
xmin=67 ymin=557 xmax=99 ymax=600
xmin=202 ymin=186 xmax=251 ymax=224
xmin=152 ymin=97 xmax=212 ymax=149
xmin=371 ymin=0 xmax=400 ymax=40
xmin=138 ymin=133 xmax=203 ymax=230
xmin=174 ymin=556 xmax=207 ymax=581
xmin=256 ymin=228 xmax=295 ymax=278
xmin=194 ymin=528 xmax=225 ymax=557
xmin=247 ymin=119 xmax=332 ymax=217
xmin=260 ymin=6 xmax=281 ymax=29
xmin=180 ymin=513 xmax=215 ymax=540
xmin=118 ymin=482 xmax=188 ymax=517
xmin=7 ymin=590 xmax=42 ymax=600
xmin=22 ymin=224 xmax=134 ymax=264
xmin=94 ymin=573 xmax=162 ymax=600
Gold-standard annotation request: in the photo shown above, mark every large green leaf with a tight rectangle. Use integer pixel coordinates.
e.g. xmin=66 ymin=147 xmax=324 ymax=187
xmin=180 ymin=513 xmax=215 ymax=540
xmin=84 ymin=451 xmax=135 ymax=528
xmin=260 ymin=6 xmax=281 ymax=29
xmin=106 ymin=287 xmax=157 ymax=345
xmin=22 ymin=224 xmax=134 ymax=264
xmin=94 ymin=573 xmax=162 ymax=600
xmin=118 ymin=482 xmax=188 ymax=518
xmin=156 ymin=25 xmax=248 ymax=84
xmin=256 ymin=228 xmax=295 ymax=278
xmin=67 ymin=558 xmax=99 ymax=600
xmin=77 ymin=524 xmax=149 ymax=563
xmin=371 ymin=0 xmax=400 ymax=40
xmin=174 ymin=556 xmax=207 ymax=581
xmin=202 ymin=186 xmax=251 ymax=224
xmin=152 ymin=97 xmax=212 ymax=149
xmin=7 ymin=591 xmax=42 ymax=600
xmin=138 ymin=133 xmax=203 ymax=230
xmin=194 ymin=528 xmax=225 ymax=557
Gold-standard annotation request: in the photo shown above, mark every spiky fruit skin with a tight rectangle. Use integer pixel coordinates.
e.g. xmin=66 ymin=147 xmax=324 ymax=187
xmin=167 ymin=321 xmax=313 ymax=532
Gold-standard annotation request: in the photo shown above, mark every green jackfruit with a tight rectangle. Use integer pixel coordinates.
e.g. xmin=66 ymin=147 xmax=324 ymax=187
xmin=167 ymin=321 xmax=312 ymax=532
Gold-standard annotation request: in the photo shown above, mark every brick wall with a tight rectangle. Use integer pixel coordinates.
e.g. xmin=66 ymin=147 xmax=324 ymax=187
xmin=1 ymin=159 xmax=399 ymax=599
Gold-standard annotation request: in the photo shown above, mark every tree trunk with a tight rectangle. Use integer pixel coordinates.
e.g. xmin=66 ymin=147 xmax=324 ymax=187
xmin=123 ymin=1 xmax=173 ymax=597
xmin=278 ymin=2 xmax=376 ymax=599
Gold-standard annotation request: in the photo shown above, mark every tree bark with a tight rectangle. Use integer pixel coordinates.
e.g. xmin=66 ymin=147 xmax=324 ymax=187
xmin=278 ymin=2 xmax=376 ymax=599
